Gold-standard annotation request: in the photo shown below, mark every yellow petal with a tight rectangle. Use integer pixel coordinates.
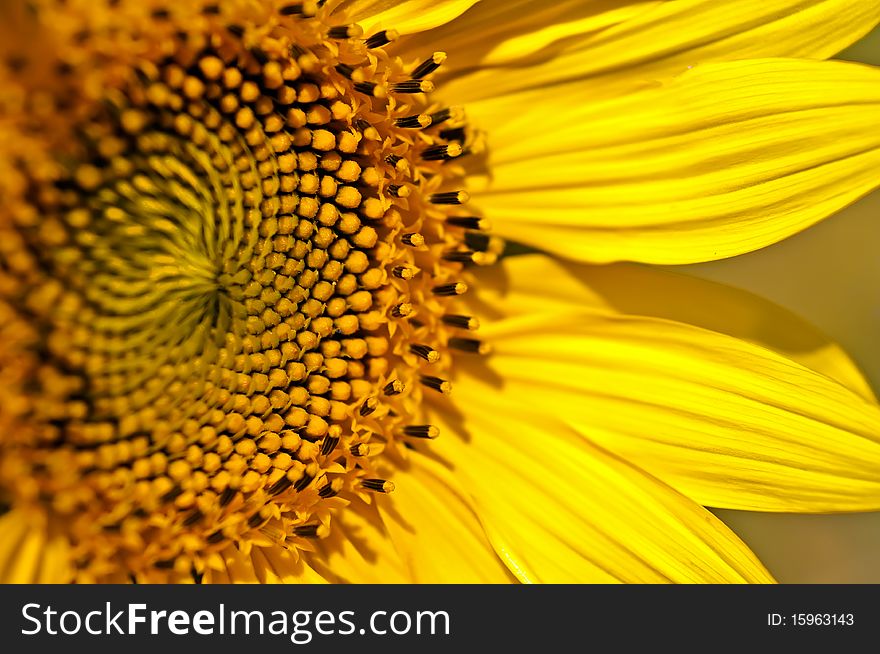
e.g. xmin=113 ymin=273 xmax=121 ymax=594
xmin=397 ymin=1 xmax=660 ymax=70
xmin=425 ymin=401 xmax=773 ymax=583
xmin=469 ymin=59 xmax=880 ymax=264
xmin=466 ymin=310 xmax=880 ymax=512
xmin=306 ymin=499 xmax=412 ymax=583
xmin=339 ymin=0 xmax=480 ymax=36
xmin=202 ymin=544 xmax=327 ymax=583
xmin=374 ymin=452 xmax=515 ymax=583
xmin=470 ymin=254 xmax=875 ymax=401
xmin=0 ymin=509 xmax=72 ymax=583
xmin=251 ymin=547 xmax=329 ymax=584
xmin=680 ymin=190 xmax=880 ymax=396
xmin=437 ymin=0 xmax=880 ymax=104
xmin=203 ymin=545 xmax=259 ymax=583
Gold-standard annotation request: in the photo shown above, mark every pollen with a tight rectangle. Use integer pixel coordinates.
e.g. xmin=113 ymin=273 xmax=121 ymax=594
xmin=0 ymin=0 xmax=496 ymax=583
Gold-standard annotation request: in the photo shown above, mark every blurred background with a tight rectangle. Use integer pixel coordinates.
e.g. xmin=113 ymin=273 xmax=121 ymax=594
xmin=678 ymin=28 xmax=880 ymax=583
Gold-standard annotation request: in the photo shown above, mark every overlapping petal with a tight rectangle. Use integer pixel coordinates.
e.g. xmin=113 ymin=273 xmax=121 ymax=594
xmin=202 ymin=545 xmax=328 ymax=583
xmin=461 ymin=308 xmax=880 ymax=512
xmin=678 ymin=191 xmax=880 ymax=397
xmin=468 ymin=255 xmax=876 ymax=400
xmin=307 ymin=499 xmax=412 ymax=583
xmin=338 ymin=0 xmax=480 ymax=35
xmin=428 ymin=0 xmax=880 ymax=103
xmin=424 ymin=402 xmax=774 ymax=583
xmin=468 ymin=59 xmax=880 ymax=263
xmin=375 ymin=455 xmax=514 ymax=582
xmin=250 ymin=547 xmax=330 ymax=584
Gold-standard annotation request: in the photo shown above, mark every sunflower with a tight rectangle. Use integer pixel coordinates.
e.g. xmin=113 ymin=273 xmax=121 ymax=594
xmin=2 ymin=0 xmax=880 ymax=584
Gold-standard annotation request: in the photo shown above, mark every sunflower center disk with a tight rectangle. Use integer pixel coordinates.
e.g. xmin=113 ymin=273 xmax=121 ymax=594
xmin=0 ymin=6 xmax=500 ymax=582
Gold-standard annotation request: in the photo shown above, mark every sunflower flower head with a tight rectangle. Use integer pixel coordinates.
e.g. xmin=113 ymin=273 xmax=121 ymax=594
xmin=4 ymin=0 xmax=880 ymax=586
xmin=0 ymin=0 xmax=499 ymax=583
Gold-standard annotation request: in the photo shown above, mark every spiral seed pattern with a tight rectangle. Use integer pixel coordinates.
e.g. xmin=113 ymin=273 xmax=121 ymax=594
xmin=0 ymin=0 xmax=499 ymax=582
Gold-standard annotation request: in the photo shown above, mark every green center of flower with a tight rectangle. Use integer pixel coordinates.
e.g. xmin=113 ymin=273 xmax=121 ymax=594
xmin=0 ymin=1 xmax=497 ymax=582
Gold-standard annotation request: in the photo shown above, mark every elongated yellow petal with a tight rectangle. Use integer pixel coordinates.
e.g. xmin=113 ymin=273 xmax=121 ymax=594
xmin=0 ymin=510 xmax=72 ymax=583
xmin=470 ymin=254 xmax=876 ymax=400
xmin=437 ymin=0 xmax=880 ymax=104
xmin=425 ymin=402 xmax=773 ymax=583
xmin=374 ymin=454 xmax=515 ymax=583
xmin=469 ymin=59 xmax=880 ymax=264
xmin=467 ymin=310 xmax=880 ymax=512
xmin=397 ymin=1 xmax=659 ymax=69
xmin=679 ymin=191 xmax=880 ymax=396
xmin=339 ymin=0 xmax=480 ymax=35
xmin=307 ymin=500 xmax=412 ymax=583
